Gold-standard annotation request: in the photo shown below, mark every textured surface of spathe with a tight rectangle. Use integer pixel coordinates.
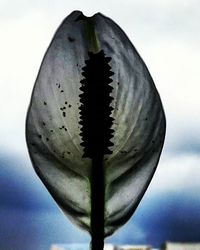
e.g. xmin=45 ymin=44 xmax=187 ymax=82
xmin=26 ymin=10 xmax=166 ymax=237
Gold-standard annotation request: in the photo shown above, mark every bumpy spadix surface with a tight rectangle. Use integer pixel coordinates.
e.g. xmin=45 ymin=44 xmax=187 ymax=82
xmin=26 ymin=11 xmax=166 ymax=237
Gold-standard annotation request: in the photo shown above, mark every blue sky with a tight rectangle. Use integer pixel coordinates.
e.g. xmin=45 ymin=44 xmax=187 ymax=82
xmin=0 ymin=0 xmax=200 ymax=249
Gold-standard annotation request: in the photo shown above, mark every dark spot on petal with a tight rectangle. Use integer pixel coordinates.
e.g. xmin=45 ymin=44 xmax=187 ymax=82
xmin=63 ymin=112 xmax=66 ymax=117
xmin=38 ymin=135 xmax=42 ymax=139
xmin=50 ymin=130 xmax=54 ymax=133
xmin=61 ymin=90 xmax=64 ymax=93
xmin=44 ymin=101 xmax=47 ymax=105
xmin=46 ymin=138 xmax=49 ymax=141
xmin=65 ymin=101 xmax=68 ymax=104
xmin=64 ymin=128 xmax=67 ymax=131
xmin=68 ymin=104 xmax=71 ymax=108
xmin=68 ymin=36 xmax=75 ymax=42
xmin=42 ymin=122 xmax=46 ymax=126
xmin=67 ymin=151 xmax=71 ymax=154
xmin=60 ymin=106 xmax=66 ymax=111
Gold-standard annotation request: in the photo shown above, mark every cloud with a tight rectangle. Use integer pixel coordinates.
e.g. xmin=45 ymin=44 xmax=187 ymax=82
xmin=107 ymin=188 xmax=200 ymax=247
xmin=0 ymin=152 xmax=55 ymax=210
xmin=0 ymin=153 xmax=89 ymax=249
xmin=145 ymin=152 xmax=200 ymax=196
xmin=0 ymin=208 xmax=89 ymax=250
xmin=139 ymin=192 xmax=200 ymax=247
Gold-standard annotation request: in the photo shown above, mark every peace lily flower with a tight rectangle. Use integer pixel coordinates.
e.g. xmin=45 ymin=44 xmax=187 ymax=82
xmin=26 ymin=11 xmax=166 ymax=250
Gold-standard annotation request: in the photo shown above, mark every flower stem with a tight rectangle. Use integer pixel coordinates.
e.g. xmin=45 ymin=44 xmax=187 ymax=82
xmin=90 ymin=155 xmax=105 ymax=250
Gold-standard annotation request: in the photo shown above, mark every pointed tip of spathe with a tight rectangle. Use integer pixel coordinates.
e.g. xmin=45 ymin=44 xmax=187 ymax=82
xmin=68 ymin=10 xmax=105 ymax=21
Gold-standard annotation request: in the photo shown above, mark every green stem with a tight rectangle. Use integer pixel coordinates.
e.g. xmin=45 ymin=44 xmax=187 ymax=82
xmin=90 ymin=155 xmax=105 ymax=250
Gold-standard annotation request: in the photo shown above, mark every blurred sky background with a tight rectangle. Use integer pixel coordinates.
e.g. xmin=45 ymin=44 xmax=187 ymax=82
xmin=0 ymin=0 xmax=200 ymax=249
